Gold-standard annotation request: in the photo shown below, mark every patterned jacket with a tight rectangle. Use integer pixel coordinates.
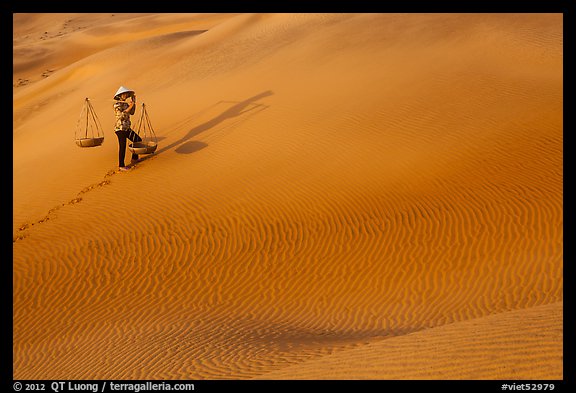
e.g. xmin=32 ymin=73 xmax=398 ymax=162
xmin=113 ymin=101 xmax=134 ymax=131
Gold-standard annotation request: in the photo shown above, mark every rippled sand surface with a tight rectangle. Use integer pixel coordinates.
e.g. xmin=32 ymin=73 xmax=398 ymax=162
xmin=13 ymin=13 xmax=562 ymax=379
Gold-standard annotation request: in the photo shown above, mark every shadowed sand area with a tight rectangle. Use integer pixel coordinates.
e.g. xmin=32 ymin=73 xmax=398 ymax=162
xmin=13 ymin=13 xmax=562 ymax=379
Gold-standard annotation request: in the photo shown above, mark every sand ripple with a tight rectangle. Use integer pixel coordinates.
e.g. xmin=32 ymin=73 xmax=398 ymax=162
xmin=13 ymin=13 xmax=562 ymax=379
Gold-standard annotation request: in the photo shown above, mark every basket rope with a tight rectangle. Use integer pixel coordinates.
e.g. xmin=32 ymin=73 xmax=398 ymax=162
xmin=130 ymin=103 xmax=157 ymax=150
xmin=75 ymin=98 xmax=104 ymax=145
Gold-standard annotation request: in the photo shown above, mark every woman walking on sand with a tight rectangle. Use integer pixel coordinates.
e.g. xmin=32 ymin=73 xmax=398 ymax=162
xmin=113 ymin=86 xmax=142 ymax=171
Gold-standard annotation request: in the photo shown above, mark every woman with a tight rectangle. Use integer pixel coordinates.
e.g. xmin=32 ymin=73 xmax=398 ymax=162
xmin=113 ymin=86 xmax=142 ymax=171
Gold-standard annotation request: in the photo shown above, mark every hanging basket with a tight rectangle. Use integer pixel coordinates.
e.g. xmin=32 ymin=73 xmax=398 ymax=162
xmin=75 ymin=98 xmax=104 ymax=147
xmin=128 ymin=141 xmax=157 ymax=154
xmin=76 ymin=136 xmax=104 ymax=147
xmin=128 ymin=103 xmax=158 ymax=155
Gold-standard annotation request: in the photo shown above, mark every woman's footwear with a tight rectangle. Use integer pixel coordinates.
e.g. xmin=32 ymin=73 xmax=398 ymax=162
xmin=119 ymin=166 xmax=131 ymax=171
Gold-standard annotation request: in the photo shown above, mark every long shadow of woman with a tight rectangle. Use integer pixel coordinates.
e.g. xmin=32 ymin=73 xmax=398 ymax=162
xmin=156 ymin=90 xmax=273 ymax=155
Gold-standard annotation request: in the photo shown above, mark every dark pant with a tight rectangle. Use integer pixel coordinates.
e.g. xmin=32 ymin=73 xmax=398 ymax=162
xmin=115 ymin=129 xmax=142 ymax=167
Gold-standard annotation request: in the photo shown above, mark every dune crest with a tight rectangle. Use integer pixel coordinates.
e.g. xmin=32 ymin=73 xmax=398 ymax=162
xmin=261 ymin=302 xmax=563 ymax=380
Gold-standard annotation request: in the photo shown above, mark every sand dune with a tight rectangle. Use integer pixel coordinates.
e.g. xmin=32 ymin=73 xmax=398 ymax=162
xmin=13 ymin=13 xmax=562 ymax=379
xmin=261 ymin=302 xmax=563 ymax=379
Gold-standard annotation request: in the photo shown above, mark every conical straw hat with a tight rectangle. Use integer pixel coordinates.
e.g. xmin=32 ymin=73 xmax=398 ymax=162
xmin=113 ymin=86 xmax=134 ymax=100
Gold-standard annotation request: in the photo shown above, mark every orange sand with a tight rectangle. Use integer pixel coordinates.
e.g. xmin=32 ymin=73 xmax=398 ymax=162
xmin=13 ymin=13 xmax=563 ymax=379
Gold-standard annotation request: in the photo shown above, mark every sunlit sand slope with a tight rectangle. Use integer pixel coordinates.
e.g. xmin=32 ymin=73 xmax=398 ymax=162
xmin=13 ymin=13 xmax=562 ymax=379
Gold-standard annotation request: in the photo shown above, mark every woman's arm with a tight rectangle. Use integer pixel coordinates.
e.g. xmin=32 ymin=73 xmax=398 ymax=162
xmin=125 ymin=95 xmax=136 ymax=115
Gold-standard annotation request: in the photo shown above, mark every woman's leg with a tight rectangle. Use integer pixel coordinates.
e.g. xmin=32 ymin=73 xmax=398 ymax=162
xmin=115 ymin=130 xmax=128 ymax=167
xmin=127 ymin=129 xmax=143 ymax=161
